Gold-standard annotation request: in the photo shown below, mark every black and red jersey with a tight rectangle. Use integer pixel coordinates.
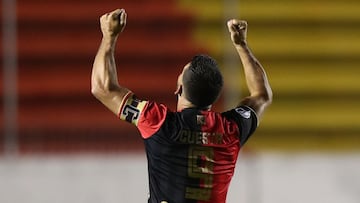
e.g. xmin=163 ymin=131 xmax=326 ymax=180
xmin=119 ymin=93 xmax=258 ymax=203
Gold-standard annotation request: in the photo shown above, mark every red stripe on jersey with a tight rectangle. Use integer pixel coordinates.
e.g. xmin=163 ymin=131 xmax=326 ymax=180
xmin=198 ymin=110 xmax=241 ymax=203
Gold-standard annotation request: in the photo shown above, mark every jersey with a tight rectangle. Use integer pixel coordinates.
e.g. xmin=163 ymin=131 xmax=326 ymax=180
xmin=119 ymin=93 xmax=258 ymax=203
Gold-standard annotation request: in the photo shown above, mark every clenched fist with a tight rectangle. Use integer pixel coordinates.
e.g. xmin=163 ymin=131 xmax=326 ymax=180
xmin=227 ymin=19 xmax=247 ymax=46
xmin=100 ymin=9 xmax=127 ymax=38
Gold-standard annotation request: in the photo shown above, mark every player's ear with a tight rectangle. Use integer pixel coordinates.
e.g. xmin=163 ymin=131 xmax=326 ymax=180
xmin=174 ymin=85 xmax=182 ymax=96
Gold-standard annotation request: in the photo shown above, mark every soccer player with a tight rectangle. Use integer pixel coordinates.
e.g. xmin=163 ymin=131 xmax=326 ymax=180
xmin=91 ymin=9 xmax=272 ymax=203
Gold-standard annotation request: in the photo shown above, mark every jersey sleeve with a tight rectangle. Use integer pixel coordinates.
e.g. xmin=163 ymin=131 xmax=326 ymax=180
xmin=222 ymin=105 xmax=258 ymax=146
xmin=118 ymin=93 xmax=168 ymax=139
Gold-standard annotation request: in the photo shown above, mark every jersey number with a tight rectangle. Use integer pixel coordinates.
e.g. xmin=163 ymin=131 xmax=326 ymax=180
xmin=186 ymin=146 xmax=214 ymax=201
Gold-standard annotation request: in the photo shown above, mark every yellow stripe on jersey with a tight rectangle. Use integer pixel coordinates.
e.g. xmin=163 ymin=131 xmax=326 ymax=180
xmin=119 ymin=94 xmax=147 ymax=126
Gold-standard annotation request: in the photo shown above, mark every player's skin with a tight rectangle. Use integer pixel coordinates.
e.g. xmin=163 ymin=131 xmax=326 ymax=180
xmin=226 ymin=19 xmax=272 ymax=118
xmin=91 ymin=9 xmax=272 ymax=120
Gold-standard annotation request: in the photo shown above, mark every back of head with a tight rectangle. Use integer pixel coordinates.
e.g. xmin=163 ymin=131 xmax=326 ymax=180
xmin=183 ymin=54 xmax=224 ymax=109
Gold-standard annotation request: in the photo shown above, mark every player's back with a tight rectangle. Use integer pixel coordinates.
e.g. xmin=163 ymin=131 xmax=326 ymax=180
xmin=144 ymin=108 xmax=242 ymax=203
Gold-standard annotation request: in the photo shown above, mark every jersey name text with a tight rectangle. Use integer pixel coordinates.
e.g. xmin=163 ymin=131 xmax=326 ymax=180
xmin=178 ymin=130 xmax=223 ymax=145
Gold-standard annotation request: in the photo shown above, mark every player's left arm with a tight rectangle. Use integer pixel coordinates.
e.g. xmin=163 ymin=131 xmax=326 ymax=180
xmin=91 ymin=9 xmax=131 ymax=115
xmin=227 ymin=19 xmax=272 ymax=120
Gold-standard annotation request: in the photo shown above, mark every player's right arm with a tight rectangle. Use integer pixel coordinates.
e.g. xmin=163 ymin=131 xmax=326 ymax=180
xmin=91 ymin=9 xmax=131 ymax=115
xmin=227 ymin=19 xmax=273 ymax=120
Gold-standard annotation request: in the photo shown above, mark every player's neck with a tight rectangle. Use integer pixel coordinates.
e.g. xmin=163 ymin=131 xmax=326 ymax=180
xmin=176 ymin=96 xmax=211 ymax=111
xmin=177 ymin=96 xmax=194 ymax=111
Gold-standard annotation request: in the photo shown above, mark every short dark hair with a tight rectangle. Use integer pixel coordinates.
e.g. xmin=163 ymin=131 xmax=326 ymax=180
xmin=182 ymin=54 xmax=223 ymax=108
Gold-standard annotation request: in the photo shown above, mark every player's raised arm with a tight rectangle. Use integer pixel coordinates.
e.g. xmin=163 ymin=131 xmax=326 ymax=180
xmin=91 ymin=9 xmax=131 ymax=115
xmin=227 ymin=19 xmax=272 ymax=119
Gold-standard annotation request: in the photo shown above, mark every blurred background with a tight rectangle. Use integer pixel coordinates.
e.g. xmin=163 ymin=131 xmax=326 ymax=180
xmin=1 ymin=0 xmax=360 ymax=202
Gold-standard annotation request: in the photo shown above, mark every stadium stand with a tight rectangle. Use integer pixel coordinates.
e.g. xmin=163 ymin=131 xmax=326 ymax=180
xmin=1 ymin=0 xmax=205 ymax=153
xmin=1 ymin=0 xmax=360 ymax=153
xmin=179 ymin=0 xmax=360 ymax=151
